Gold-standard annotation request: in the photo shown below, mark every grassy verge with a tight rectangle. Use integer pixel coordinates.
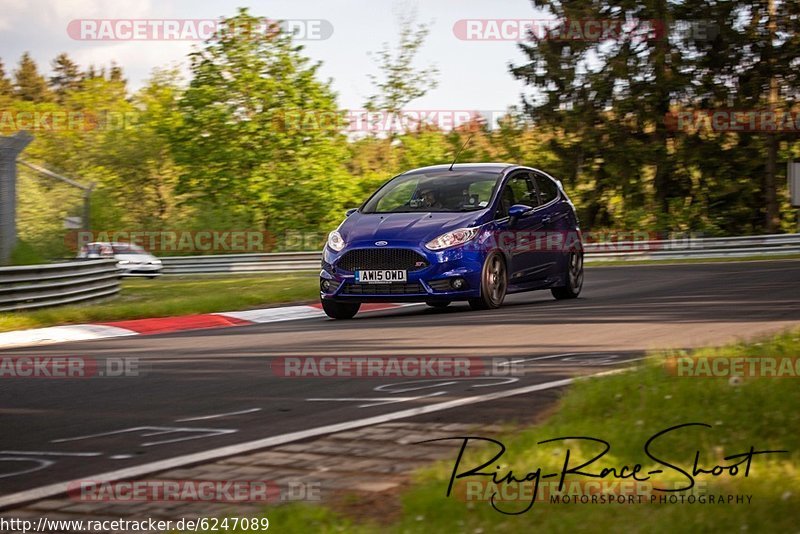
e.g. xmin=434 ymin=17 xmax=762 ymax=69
xmin=203 ymin=329 xmax=800 ymax=533
xmin=0 ymin=273 xmax=319 ymax=332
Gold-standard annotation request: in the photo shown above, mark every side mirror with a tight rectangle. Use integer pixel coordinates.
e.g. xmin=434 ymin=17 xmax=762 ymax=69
xmin=345 ymin=208 xmax=358 ymax=217
xmin=508 ymin=204 xmax=534 ymax=224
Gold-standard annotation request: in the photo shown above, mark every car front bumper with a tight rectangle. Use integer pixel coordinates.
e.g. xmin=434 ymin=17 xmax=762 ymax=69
xmin=118 ymin=263 xmax=163 ymax=277
xmin=319 ymin=243 xmax=485 ymax=302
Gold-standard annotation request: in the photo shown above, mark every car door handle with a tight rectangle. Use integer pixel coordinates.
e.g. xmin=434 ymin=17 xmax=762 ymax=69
xmin=541 ymin=215 xmax=552 ymax=225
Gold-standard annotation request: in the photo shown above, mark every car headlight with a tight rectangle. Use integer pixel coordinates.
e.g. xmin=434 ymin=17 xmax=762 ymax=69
xmin=425 ymin=227 xmax=479 ymax=251
xmin=327 ymin=231 xmax=346 ymax=252
xmin=117 ymin=260 xmax=130 ymax=265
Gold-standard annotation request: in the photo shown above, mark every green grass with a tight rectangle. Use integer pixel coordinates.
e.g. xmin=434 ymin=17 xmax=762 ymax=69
xmin=0 ymin=273 xmax=319 ymax=332
xmin=199 ymin=329 xmax=800 ymax=533
xmin=9 ymin=240 xmax=45 ymax=266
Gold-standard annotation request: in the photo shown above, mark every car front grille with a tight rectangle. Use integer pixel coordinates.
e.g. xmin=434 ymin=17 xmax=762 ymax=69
xmin=341 ymin=282 xmax=424 ymax=295
xmin=337 ymin=248 xmax=428 ymax=272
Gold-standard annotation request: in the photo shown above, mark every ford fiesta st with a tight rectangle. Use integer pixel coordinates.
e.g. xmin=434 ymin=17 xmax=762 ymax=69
xmin=320 ymin=163 xmax=583 ymax=319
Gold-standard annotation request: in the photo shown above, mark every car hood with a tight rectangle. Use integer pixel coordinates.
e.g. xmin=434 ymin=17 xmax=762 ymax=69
xmin=339 ymin=211 xmax=486 ymax=245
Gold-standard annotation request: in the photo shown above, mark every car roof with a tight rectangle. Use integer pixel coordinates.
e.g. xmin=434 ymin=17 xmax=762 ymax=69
xmin=402 ymin=163 xmax=518 ymax=175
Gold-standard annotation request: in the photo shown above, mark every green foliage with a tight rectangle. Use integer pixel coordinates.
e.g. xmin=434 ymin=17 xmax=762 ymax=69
xmin=512 ymin=0 xmax=800 ymax=234
xmin=364 ymin=12 xmax=439 ymax=115
xmin=0 ymin=59 xmax=12 ymax=96
xmin=9 ymin=240 xmax=44 ymax=266
xmin=173 ymin=8 xmax=358 ymax=239
xmin=49 ymin=53 xmax=82 ymax=101
xmin=13 ymin=52 xmax=52 ymax=102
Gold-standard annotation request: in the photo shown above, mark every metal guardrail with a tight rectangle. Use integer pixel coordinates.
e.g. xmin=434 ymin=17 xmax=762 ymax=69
xmin=161 ymin=252 xmax=321 ymax=274
xmin=159 ymin=233 xmax=800 ymax=274
xmin=0 ymin=259 xmax=120 ymax=311
xmin=583 ymin=232 xmax=800 ymax=261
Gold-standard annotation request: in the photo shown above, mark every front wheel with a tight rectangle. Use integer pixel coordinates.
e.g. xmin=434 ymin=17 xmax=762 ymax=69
xmin=468 ymin=252 xmax=507 ymax=310
xmin=551 ymin=250 xmax=583 ymax=300
xmin=321 ymin=299 xmax=361 ymax=319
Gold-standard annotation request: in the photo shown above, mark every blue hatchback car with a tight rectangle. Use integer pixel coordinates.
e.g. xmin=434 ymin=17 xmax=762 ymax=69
xmin=319 ymin=163 xmax=584 ymax=319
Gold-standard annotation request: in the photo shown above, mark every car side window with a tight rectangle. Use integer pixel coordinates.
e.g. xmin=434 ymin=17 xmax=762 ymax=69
xmin=534 ymin=174 xmax=560 ymax=205
xmin=495 ymin=173 xmax=536 ymax=219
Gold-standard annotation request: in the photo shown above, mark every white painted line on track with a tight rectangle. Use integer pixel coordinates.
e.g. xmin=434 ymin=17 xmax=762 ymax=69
xmin=0 ymin=366 xmax=629 ymax=511
xmin=51 ymin=426 xmax=238 ymax=447
xmin=307 ymin=391 xmax=447 ymax=408
xmin=175 ymin=408 xmax=262 ymax=422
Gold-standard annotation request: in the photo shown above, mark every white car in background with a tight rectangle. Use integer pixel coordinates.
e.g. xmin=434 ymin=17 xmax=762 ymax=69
xmin=78 ymin=242 xmax=162 ymax=278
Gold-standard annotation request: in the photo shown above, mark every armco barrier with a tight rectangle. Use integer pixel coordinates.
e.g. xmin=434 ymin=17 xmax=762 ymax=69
xmin=158 ymin=233 xmax=800 ymax=274
xmin=161 ymin=252 xmax=321 ymax=274
xmin=0 ymin=259 xmax=120 ymax=311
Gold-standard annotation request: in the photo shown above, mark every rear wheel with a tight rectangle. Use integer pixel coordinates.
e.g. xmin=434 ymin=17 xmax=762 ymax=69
xmin=552 ymin=250 xmax=583 ymax=300
xmin=468 ymin=252 xmax=507 ymax=310
xmin=426 ymin=301 xmax=451 ymax=308
xmin=321 ymin=299 xmax=361 ymax=319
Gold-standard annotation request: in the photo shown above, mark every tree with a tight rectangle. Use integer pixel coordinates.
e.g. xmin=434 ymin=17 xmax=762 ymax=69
xmin=364 ymin=13 xmax=439 ymax=118
xmin=49 ymin=53 xmax=82 ymax=101
xmin=511 ymin=0 xmax=800 ymax=233
xmin=14 ymin=52 xmax=52 ymax=102
xmin=513 ymin=0 xmax=693 ymax=231
xmin=109 ymin=62 xmax=125 ymax=84
xmin=731 ymin=0 xmax=800 ymax=232
xmin=0 ymin=58 xmax=12 ymax=96
xmin=173 ymin=8 xmax=357 ymax=238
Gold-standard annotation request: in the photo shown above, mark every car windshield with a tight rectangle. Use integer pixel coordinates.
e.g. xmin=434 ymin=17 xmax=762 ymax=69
xmin=111 ymin=243 xmax=147 ymax=255
xmin=361 ymin=171 xmax=501 ymax=213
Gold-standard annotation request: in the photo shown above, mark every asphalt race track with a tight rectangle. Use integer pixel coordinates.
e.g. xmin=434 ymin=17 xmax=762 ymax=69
xmin=1 ymin=261 xmax=799 ymax=503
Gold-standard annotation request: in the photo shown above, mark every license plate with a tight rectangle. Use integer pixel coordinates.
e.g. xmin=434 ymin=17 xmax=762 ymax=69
xmin=355 ymin=270 xmax=407 ymax=283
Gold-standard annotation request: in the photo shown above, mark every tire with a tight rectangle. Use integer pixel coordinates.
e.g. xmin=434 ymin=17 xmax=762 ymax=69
xmin=321 ymin=299 xmax=361 ymax=319
xmin=426 ymin=301 xmax=451 ymax=308
xmin=552 ymin=250 xmax=583 ymax=300
xmin=468 ymin=252 xmax=507 ymax=310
